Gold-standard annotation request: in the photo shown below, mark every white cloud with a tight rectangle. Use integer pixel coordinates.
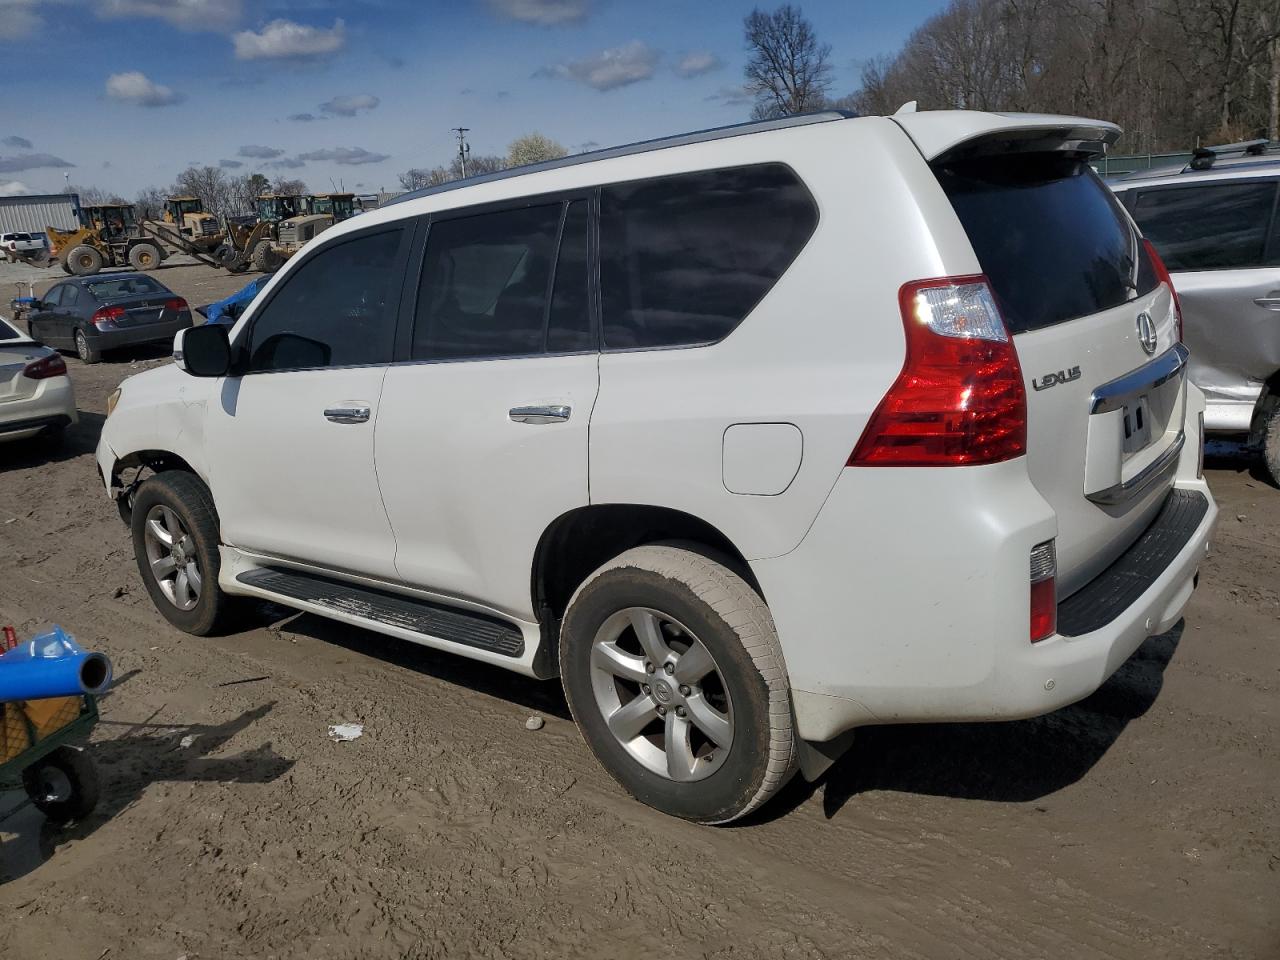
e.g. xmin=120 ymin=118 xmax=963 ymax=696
xmin=288 ymin=113 xmax=318 ymax=122
xmin=485 ymin=0 xmax=590 ymax=26
xmin=238 ymin=145 xmax=284 ymax=159
xmin=266 ymin=157 xmax=306 ymax=169
xmin=106 ymin=71 xmax=184 ymax=107
xmin=0 ymin=181 xmax=29 ymax=196
xmin=320 ymin=94 xmax=380 ymax=117
xmin=675 ymin=51 xmax=722 ymax=78
xmin=0 ymin=153 xmax=73 ymax=173
xmin=219 ymin=159 xmax=244 ymax=168
xmin=98 ymin=0 xmax=242 ymax=32
xmin=2 ymin=135 xmax=33 ymax=150
xmin=296 ymin=146 xmax=390 ymax=166
xmin=0 ymin=0 xmax=42 ymax=40
xmin=542 ymin=40 xmax=659 ymax=92
xmin=706 ymin=85 xmax=754 ymax=107
xmin=233 ymin=18 xmax=345 ymax=61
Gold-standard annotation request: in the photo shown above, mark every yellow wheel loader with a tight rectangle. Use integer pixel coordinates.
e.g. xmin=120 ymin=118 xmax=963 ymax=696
xmin=46 ymin=204 xmax=168 ymax=276
xmin=215 ymin=194 xmax=303 ymax=273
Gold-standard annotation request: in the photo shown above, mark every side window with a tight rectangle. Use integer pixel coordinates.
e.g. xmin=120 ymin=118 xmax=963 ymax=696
xmin=412 ymin=204 xmax=562 ymax=360
xmin=1132 ymin=181 xmax=1276 ymax=271
xmin=546 ymin=199 xmax=592 ymax=352
xmin=42 ymin=286 xmax=63 ymax=307
xmin=62 ymin=285 xmax=80 ymax=308
xmin=246 ymin=228 xmax=404 ymax=373
xmin=599 ymin=164 xmax=818 ymax=349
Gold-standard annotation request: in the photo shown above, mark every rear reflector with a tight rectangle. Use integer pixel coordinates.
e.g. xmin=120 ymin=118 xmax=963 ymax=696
xmin=1029 ymin=540 xmax=1057 ymax=643
xmin=22 ymin=353 xmax=67 ymax=380
xmin=849 ymin=276 xmax=1027 ymax=466
xmin=1143 ymin=239 xmax=1182 ymax=343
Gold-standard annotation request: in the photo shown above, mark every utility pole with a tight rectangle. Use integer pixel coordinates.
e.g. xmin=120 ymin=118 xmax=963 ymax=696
xmin=452 ymin=127 xmax=471 ymax=178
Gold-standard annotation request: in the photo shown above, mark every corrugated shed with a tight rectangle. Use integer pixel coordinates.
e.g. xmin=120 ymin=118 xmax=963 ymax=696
xmin=0 ymin=194 xmax=81 ymax=233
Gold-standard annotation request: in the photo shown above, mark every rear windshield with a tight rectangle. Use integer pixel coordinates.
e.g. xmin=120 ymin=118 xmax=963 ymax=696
xmin=935 ymin=154 xmax=1156 ymax=333
xmin=0 ymin=317 xmax=24 ymax=340
xmin=86 ymin=277 xmax=164 ymax=300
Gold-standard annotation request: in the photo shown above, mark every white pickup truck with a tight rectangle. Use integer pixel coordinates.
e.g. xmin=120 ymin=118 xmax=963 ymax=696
xmin=1 ymin=232 xmax=46 ymax=263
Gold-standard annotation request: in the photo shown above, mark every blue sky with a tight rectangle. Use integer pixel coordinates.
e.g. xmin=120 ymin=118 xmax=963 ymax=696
xmin=0 ymin=0 xmax=946 ymax=198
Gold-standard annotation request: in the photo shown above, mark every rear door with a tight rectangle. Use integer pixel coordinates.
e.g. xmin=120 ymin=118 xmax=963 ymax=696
xmin=925 ymin=140 xmax=1184 ymax=595
xmin=375 ymin=196 xmax=599 ymax=620
xmin=1121 ymin=178 xmax=1280 ymax=399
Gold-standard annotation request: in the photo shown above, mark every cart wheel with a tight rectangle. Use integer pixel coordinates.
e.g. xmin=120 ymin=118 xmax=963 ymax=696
xmin=22 ymin=746 xmax=100 ymax=825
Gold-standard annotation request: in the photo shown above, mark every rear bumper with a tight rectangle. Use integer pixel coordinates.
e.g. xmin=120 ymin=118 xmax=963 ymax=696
xmin=0 ymin=376 xmax=77 ymax=442
xmin=753 ymin=403 xmax=1216 ymax=743
xmin=90 ymin=316 xmax=191 ymax=351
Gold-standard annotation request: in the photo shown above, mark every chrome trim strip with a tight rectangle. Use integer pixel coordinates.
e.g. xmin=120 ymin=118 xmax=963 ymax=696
xmin=509 ymin=404 xmax=570 ymax=424
xmin=1086 ymin=431 xmax=1185 ymax=506
xmin=1090 ymin=343 xmax=1189 ymax=414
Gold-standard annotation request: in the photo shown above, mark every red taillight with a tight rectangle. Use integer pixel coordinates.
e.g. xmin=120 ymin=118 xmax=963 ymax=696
xmin=164 ymin=297 xmax=187 ymax=313
xmin=1029 ymin=540 xmax=1057 ymax=643
xmin=91 ymin=305 xmax=125 ymax=329
xmin=849 ymin=276 xmax=1027 ymax=466
xmin=1143 ymin=238 xmax=1182 ymax=343
xmin=22 ymin=353 xmax=67 ymax=379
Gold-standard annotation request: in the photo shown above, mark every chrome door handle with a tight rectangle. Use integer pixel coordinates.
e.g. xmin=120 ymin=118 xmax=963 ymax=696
xmin=509 ymin=404 xmax=571 ymax=424
xmin=324 ymin=405 xmax=370 ymax=424
xmin=1253 ymin=297 xmax=1280 ymax=309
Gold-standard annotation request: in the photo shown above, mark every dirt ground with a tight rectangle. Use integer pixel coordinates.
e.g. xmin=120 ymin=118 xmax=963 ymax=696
xmin=0 ymin=261 xmax=1277 ymax=959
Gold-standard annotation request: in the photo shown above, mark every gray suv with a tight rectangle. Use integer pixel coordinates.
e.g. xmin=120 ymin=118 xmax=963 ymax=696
xmin=1111 ymin=143 xmax=1280 ymax=484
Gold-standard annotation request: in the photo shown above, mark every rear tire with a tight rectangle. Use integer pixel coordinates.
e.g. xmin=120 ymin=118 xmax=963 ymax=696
xmin=128 ymin=242 xmax=162 ymax=271
xmin=65 ymin=245 xmax=103 ymax=277
xmin=251 ymin=239 xmax=282 ymax=273
xmin=74 ymin=327 xmax=101 ymax=364
xmin=560 ymin=544 xmax=796 ymax=824
xmin=130 ymin=471 xmax=233 ymax=636
xmin=1261 ymin=403 xmax=1280 ymax=488
xmin=23 ymin=746 xmax=100 ymax=825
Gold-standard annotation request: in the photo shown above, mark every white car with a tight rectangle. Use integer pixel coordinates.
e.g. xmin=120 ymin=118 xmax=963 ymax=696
xmin=96 ymin=109 xmax=1218 ymax=823
xmin=0 ymin=313 xmax=76 ymax=444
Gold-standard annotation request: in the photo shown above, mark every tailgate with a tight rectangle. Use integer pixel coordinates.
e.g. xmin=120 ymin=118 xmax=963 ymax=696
xmin=920 ymin=116 xmax=1185 ymax=595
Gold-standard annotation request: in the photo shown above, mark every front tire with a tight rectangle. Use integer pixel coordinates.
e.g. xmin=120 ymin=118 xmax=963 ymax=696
xmin=64 ymin=244 xmax=103 ymax=276
xmin=560 ymin=544 xmax=796 ymax=824
xmin=251 ymin=239 xmax=282 ymax=273
xmin=128 ymin=242 xmax=162 ymax=271
xmin=130 ymin=471 xmax=232 ymax=636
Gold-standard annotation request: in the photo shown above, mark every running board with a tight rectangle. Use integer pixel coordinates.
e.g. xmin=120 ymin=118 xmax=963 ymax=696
xmin=236 ymin=568 xmax=525 ymax=657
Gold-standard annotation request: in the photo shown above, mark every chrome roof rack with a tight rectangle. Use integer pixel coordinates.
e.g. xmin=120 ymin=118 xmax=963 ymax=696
xmin=385 ymin=110 xmax=858 ymax=208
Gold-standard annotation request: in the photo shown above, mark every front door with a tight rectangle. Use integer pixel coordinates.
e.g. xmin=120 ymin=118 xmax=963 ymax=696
xmin=376 ymin=198 xmax=599 ymax=620
xmin=204 ymin=225 xmax=412 ymax=580
xmin=27 ymin=284 xmax=66 ymax=346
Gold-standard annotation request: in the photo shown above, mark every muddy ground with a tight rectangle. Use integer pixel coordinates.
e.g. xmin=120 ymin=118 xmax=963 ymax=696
xmin=0 ymin=261 xmax=1277 ymax=959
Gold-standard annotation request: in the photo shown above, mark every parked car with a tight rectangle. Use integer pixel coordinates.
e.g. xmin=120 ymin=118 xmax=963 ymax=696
xmin=1 ymin=232 xmax=45 ymax=263
xmin=25 ymin=273 xmax=193 ymax=364
xmin=0 ymin=312 xmax=76 ymax=445
xmin=97 ymin=110 xmax=1217 ymax=823
xmin=1110 ymin=145 xmax=1280 ymax=484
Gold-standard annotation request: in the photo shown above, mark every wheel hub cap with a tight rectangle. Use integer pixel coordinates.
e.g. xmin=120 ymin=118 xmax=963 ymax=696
xmin=589 ymin=607 xmax=734 ymax=783
xmin=142 ymin=504 xmax=202 ymax=612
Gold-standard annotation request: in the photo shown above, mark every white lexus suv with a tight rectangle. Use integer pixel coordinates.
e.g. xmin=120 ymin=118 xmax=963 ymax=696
xmin=97 ymin=109 xmax=1217 ymax=823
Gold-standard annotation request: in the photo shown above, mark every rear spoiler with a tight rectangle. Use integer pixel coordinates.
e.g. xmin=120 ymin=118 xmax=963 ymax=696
xmin=891 ymin=111 xmax=1122 ymax=164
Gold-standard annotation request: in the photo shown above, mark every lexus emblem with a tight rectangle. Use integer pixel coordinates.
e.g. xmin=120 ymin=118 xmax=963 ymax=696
xmin=1136 ymin=311 xmax=1158 ymax=356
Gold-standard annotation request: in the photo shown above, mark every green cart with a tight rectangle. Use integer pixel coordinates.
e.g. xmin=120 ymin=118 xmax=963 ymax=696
xmin=0 ymin=697 xmax=100 ymax=824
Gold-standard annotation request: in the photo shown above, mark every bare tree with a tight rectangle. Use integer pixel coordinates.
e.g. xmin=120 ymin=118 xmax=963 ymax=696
xmin=64 ymin=184 xmax=123 ymax=205
xmin=134 ymin=185 xmax=170 ymax=220
xmin=743 ymin=4 xmax=833 ymax=118
xmin=270 ymin=177 xmax=308 ymax=196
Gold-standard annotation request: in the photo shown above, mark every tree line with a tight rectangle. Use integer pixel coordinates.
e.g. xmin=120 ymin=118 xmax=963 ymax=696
xmin=747 ymin=1 xmax=1280 ymax=153
xmin=65 ymin=169 xmax=310 ymax=221
xmin=397 ymin=132 xmax=570 ymax=191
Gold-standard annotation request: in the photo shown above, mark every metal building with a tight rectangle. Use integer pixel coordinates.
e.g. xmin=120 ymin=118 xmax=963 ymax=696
xmin=0 ymin=193 xmax=81 ymax=234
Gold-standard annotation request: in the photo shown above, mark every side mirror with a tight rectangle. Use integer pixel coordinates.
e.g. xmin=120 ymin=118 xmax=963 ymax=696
xmin=174 ymin=324 xmax=231 ymax=377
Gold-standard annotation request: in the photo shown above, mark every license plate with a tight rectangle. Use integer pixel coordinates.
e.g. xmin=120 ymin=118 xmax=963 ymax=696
xmin=1122 ymin=395 xmax=1152 ymax=454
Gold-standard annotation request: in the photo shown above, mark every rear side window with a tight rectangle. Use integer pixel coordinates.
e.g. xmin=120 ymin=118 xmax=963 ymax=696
xmin=936 ymin=154 xmax=1155 ymax=333
xmin=61 ymin=285 xmax=80 ymax=307
xmin=246 ymin=228 xmax=404 ymax=372
xmin=1130 ymin=181 xmax=1277 ymax=271
xmin=599 ymin=164 xmax=818 ymax=349
xmin=0 ymin=317 xmax=21 ymax=340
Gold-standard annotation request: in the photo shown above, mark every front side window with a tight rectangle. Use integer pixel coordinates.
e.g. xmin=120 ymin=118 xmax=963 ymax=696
xmin=412 ymin=204 xmax=564 ymax=360
xmin=1131 ymin=181 xmax=1277 ymax=271
xmin=42 ymin=286 xmax=64 ymax=307
xmin=599 ymin=164 xmax=818 ymax=349
xmin=245 ymin=228 xmax=404 ymax=372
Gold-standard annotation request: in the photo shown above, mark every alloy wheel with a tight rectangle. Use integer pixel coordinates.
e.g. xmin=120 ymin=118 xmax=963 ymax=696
xmin=142 ymin=504 xmax=203 ymax=611
xmin=589 ymin=607 xmax=734 ymax=782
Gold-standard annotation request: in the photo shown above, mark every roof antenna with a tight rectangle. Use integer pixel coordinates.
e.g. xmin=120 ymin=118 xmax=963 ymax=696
xmin=895 ymin=101 xmax=918 ymax=115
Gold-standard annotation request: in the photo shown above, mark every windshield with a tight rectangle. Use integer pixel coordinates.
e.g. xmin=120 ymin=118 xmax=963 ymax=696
xmin=312 ymin=198 xmax=333 ymax=216
xmin=87 ymin=277 xmax=164 ymax=299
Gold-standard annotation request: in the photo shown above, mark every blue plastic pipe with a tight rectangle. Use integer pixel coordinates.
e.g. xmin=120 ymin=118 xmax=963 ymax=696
xmin=0 ymin=626 xmax=113 ymax=702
